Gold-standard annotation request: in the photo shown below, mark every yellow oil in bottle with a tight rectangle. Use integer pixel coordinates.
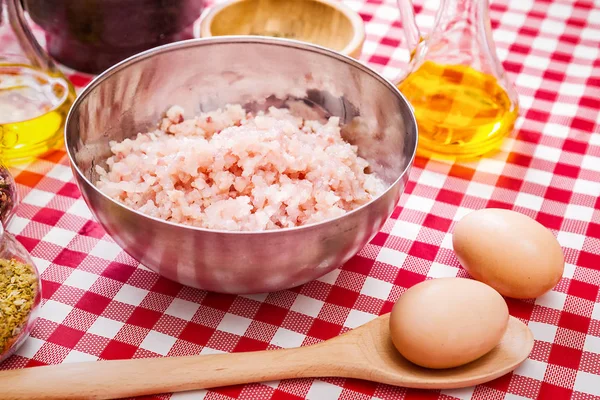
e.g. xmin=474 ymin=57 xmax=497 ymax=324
xmin=398 ymin=60 xmax=518 ymax=159
xmin=0 ymin=63 xmax=76 ymax=165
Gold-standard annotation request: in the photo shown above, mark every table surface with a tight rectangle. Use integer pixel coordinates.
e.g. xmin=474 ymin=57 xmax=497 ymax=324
xmin=1 ymin=0 xmax=600 ymax=399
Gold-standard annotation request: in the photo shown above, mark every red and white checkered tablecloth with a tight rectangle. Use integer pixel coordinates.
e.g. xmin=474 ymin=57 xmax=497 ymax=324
xmin=1 ymin=0 xmax=599 ymax=398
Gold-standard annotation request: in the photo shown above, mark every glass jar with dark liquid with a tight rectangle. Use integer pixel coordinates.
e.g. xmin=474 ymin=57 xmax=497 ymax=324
xmin=24 ymin=0 xmax=204 ymax=75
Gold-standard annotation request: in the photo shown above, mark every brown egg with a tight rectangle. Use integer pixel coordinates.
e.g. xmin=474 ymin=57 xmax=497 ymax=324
xmin=389 ymin=277 xmax=509 ymax=369
xmin=452 ymin=208 xmax=565 ymax=299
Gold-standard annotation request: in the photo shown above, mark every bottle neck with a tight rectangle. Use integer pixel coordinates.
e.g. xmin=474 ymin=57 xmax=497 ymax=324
xmin=2 ymin=0 xmax=58 ymax=73
xmin=425 ymin=0 xmax=491 ymax=68
xmin=436 ymin=0 xmax=487 ymax=28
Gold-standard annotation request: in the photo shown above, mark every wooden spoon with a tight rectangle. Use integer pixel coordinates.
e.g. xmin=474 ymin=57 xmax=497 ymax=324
xmin=0 ymin=314 xmax=533 ymax=400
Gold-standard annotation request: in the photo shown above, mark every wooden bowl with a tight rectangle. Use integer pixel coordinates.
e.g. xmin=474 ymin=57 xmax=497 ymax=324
xmin=194 ymin=0 xmax=365 ymax=59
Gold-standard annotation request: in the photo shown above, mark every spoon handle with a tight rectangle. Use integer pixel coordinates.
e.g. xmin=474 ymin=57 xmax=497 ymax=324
xmin=0 ymin=344 xmax=338 ymax=400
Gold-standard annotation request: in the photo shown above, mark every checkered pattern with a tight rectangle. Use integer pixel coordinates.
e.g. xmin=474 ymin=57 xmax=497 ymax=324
xmin=1 ymin=0 xmax=599 ymax=399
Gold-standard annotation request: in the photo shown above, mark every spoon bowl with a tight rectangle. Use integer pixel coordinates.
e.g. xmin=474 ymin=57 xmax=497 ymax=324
xmin=339 ymin=314 xmax=534 ymax=389
xmin=0 ymin=314 xmax=534 ymax=399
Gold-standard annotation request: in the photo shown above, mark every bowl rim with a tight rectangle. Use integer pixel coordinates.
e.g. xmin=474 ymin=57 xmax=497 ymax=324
xmin=65 ymin=36 xmax=418 ymax=235
xmin=193 ymin=0 xmax=366 ymax=58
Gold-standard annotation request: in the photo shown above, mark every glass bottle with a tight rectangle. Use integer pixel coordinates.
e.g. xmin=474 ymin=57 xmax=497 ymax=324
xmin=0 ymin=0 xmax=76 ymax=165
xmin=395 ymin=0 xmax=519 ymax=159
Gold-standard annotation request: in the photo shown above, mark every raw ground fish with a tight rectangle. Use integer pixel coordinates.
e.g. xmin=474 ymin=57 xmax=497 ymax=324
xmin=96 ymin=104 xmax=387 ymax=231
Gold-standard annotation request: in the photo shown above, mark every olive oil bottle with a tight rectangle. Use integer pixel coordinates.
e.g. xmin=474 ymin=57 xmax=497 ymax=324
xmin=395 ymin=0 xmax=520 ymax=159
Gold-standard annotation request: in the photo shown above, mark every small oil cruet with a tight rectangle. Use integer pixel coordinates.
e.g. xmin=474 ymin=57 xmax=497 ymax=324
xmin=0 ymin=0 xmax=76 ymax=165
xmin=395 ymin=0 xmax=519 ymax=159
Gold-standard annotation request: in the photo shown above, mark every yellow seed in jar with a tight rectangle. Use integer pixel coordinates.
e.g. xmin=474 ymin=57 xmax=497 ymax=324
xmin=0 ymin=258 xmax=38 ymax=355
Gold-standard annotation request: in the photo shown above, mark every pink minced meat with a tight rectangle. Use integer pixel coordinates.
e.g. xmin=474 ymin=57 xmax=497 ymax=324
xmin=95 ymin=104 xmax=387 ymax=231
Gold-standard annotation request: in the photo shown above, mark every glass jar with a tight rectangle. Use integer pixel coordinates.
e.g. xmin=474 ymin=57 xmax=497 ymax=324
xmin=0 ymin=222 xmax=42 ymax=363
xmin=0 ymin=163 xmax=40 ymax=364
xmin=25 ymin=0 xmax=205 ymax=74
xmin=0 ymin=160 xmax=19 ymax=226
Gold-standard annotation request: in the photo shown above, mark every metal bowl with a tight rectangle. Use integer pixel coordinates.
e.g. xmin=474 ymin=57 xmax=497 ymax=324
xmin=65 ymin=37 xmax=417 ymax=294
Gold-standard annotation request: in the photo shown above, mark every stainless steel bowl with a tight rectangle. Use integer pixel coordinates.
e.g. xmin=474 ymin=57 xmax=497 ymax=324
xmin=65 ymin=37 xmax=417 ymax=294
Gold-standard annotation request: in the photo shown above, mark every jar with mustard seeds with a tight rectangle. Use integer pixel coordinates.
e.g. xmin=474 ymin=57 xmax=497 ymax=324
xmin=0 ymin=164 xmax=41 ymax=363
xmin=0 ymin=223 xmax=42 ymax=363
